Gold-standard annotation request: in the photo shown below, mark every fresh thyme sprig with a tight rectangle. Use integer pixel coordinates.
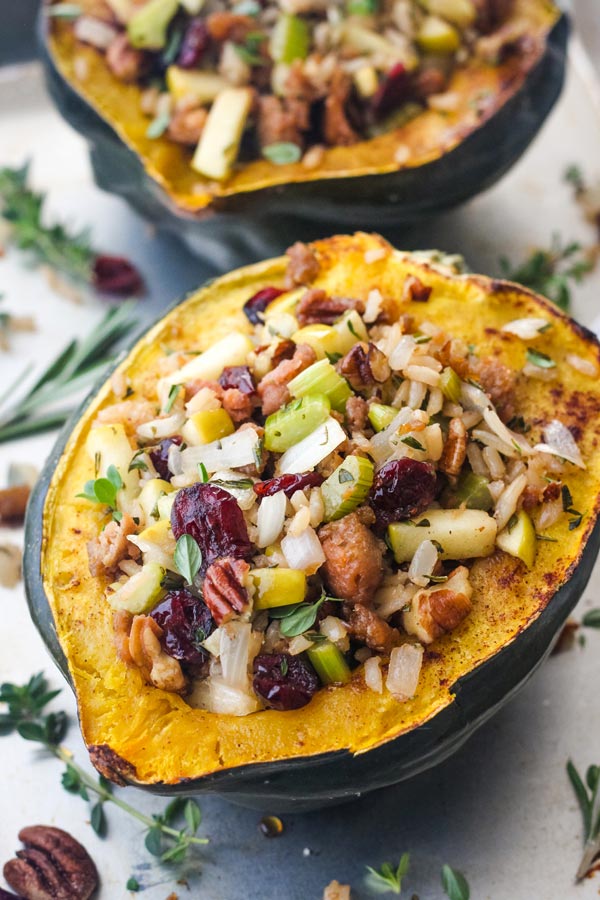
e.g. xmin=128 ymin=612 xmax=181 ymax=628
xmin=0 ymin=673 xmax=208 ymax=863
xmin=365 ymin=853 xmax=410 ymax=894
xmin=567 ymin=759 xmax=600 ymax=881
xmin=0 ymin=162 xmax=143 ymax=295
xmin=0 ymin=302 xmax=136 ymax=443
xmin=498 ymin=234 xmax=593 ymax=312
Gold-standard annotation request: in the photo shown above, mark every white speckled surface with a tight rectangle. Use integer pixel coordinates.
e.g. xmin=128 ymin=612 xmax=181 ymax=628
xmin=1 ymin=23 xmax=600 ymax=899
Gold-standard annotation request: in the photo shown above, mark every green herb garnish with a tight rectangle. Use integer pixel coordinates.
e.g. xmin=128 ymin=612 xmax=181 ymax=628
xmin=278 ymin=592 xmax=341 ymax=638
xmin=0 ymin=673 xmax=208 ymax=862
xmin=582 ymin=609 xmax=600 ymax=629
xmin=262 ymin=142 xmax=302 ymax=165
xmin=441 ymin=864 xmax=470 ymax=900
xmin=526 ymin=348 xmax=556 ymax=369
xmin=146 ymin=112 xmax=171 ymax=140
xmin=567 ymin=759 xmax=600 ymax=880
xmin=77 ymin=465 xmax=123 ymax=521
xmin=365 ymin=853 xmax=410 ymax=894
xmin=400 ymin=436 xmax=425 ymax=451
xmin=199 ymin=462 xmax=209 ymax=483
xmin=174 ymin=534 xmax=202 ymax=585
xmin=126 ymin=876 xmax=141 ymax=892
xmin=499 ymin=235 xmax=593 ymax=312
xmin=163 ymin=383 xmax=181 ymax=414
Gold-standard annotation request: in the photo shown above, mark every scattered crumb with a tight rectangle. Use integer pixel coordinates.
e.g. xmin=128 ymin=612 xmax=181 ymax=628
xmin=0 ymin=543 xmax=22 ymax=588
xmin=323 ymin=880 xmax=351 ymax=900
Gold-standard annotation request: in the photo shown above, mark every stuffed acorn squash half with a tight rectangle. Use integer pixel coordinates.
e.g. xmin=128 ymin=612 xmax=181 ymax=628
xmin=41 ymin=0 xmax=567 ymax=236
xmin=27 ymin=233 xmax=600 ymax=810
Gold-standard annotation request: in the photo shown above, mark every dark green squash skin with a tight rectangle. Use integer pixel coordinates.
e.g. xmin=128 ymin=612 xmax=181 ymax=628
xmin=24 ymin=284 xmax=600 ymax=813
xmin=38 ymin=13 xmax=568 ymax=264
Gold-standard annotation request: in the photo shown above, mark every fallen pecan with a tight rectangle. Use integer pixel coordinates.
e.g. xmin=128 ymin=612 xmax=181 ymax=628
xmin=439 ymin=417 xmax=467 ymax=477
xmin=285 ymin=242 xmax=320 ymax=288
xmin=296 ymin=289 xmax=365 ymax=327
xmin=3 ymin=826 xmax=98 ymax=900
xmin=339 ymin=342 xmax=390 ymax=392
xmin=0 ymin=485 xmax=30 ymax=524
xmin=402 ymin=275 xmax=432 ymax=303
xmin=203 ymin=557 xmax=250 ymax=625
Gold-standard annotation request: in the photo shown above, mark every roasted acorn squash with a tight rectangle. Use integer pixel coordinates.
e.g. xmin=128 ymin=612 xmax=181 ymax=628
xmin=26 ymin=233 xmax=600 ymax=810
xmin=40 ymin=1 xmax=567 ymax=250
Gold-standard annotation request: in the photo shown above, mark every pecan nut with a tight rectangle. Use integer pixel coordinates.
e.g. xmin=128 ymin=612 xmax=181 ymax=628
xmin=128 ymin=616 xmax=186 ymax=694
xmin=3 ymin=826 xmax=98 ymax=900
xmin=439 ymin=417 xmax=467 ymax=477
xmin=402 ymin=275 xmax=432 ymax=303
xmin=339 ymin=342 xmax=390 ymax=392
xmin=203 ymin=557 xmax=250 ymax=625
xmin=296 ymin=289 xmax=365 ymax=327
xmin=0 ymin=485 xmax=30 ymax=525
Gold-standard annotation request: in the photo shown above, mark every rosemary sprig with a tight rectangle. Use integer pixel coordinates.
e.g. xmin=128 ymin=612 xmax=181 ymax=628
xmin=0 ymin=162 xmax=142 ymax=294
xmin=567 ymin=759 xmax=600 ymax=880
xmin=0 ymin=302 xmax=136 ymax=444
xmin=0 ymin=673 xmax=208 ymax=862
xmin=498 ymin=234 xmax=593 ymax=312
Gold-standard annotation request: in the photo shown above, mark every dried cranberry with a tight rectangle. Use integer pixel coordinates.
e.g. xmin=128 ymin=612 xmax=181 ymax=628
xmin=371 ymin=63 xmax=408 ymax=120
xmin=171 ymin=483 xmax=253 ymax=574
xmin=242 ymin=286 xmax=285 ymax=325
xmin=253 ymin=653 xmax=319 ymax=711
xmin=177 ymin=18 xmax=210 ymax=68
xmin=149 ymin=436 xmax=182 ymax=482
xmin=370 ymin=458 xmax=436 ymax=529
xmin=92 ymin=255 xmax=144 ymax=295
xmin=254 ymin=472 xmax=324 ymax=499
xmin=151 ymin=590 xmax=215 ymax=665
xmin=218 ymin=366 xmax=257 ymax=397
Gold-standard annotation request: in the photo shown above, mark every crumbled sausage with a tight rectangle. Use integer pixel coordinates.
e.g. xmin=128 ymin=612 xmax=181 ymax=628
xmin=222 ymin=387 xmax=254 ymax=423
xmin=257 ymin=343 xmax=316 ymax=415
xmin=257 ymin=95 xmax=307 ymax=148
xmin=345 ymin=603 xmax=399 ymax=654
xmin=323 ymin=69 xmax=358 ymax=147
xmin=106 ymin=33 xmax=146 ymax=82
xmin=96 ymin=399 xmax=156 ymax=432
xmin=87 ymin=513 xmax=137 ymax=578
xmin=167 ymin=106 xmax=207 ymax=146
xmin=474 ymin=0 xmax=513 ymax=32
xmin=412 ymin=65 xmax=448 ymax=100
xmin=345 ymin=396 xmax=369 ymax=432
xmin=439 ymin=417 xmax=467 ymax=477
xmin=402 ymin=275 xmax=432 ymax=303
xmin=296 ymin=289 xmax=365 ymax=327
xmin=472 ymin=357 xmax=517 ymax=422
xmin=206 ymin=11 xmax=255 ymax=42
xmin=285 ymin=241 xmax=320 ymax=287
xmin=319 ymin=512 xmax=384 ymax=605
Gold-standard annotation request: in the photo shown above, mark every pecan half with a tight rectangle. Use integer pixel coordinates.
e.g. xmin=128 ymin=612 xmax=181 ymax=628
xmin=339 ymin=342 xmax=390 ymax=392
xmin=128 ymin=615 xmax=186 ymax=693
xmin=0 ymin=485 xmax=30 ymax=524
xmin=203 ymin=557 xmax=250 ymax=625
xmin=402 ymin=275 xmax=432 ymax=302
xmin=296 ymin=289 xmax=365 ymax=327
xmin=3 ymin=826 xmax=98 ymax=900
xmin=439 ymin=417 xmax=467 ymax=477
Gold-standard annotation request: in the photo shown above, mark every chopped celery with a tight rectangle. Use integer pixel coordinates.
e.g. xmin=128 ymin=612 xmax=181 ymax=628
xmin=417 ymin=15 xmax=460 ymax=53
xmin=496 ymin=510 xmax=536 ymax=569
xmin=388 ymin=508 xmax=497 ymax=562
xmin=292 ymin=324 xmax=341 ymax=360
xmin=264 ymin=394 xmax=331 ymax=452
xmin=107 ymin=562 xmax=165 ymax=614
xmin=368 ymin=402 xmax=397 ymax=432
xmin=270 ymin=14 xmax=309 ymax=64
xmin=439 ymin=366 xmax=462 ymax=403
xmin=322 ymin=455 xmax=374 ymax=521
xmin=442 ymin=471 xmax=493 ymax=511
xmin=333 ymin=309 xmax=369 ymax=355
xmin=251 ymin=567 xmax=307 ymax=609
xmin=127 ymin=0 xmax=178 ymax=48
xmin=182 ymin=408 xmax=235 ymax=447
xmin=138 ymin=478 xmax=175 ymax=524
xmin=288 ymin=359 xmax=353 ymax=412
xmin=307 ymin=640 xmax=351 ymax=685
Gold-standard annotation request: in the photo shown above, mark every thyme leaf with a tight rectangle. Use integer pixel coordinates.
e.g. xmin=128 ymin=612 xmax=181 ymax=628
xmin=498 ymin=234 xmax=593 ymax=312
xmin=365 ymin=853 xmax=410 ymax=894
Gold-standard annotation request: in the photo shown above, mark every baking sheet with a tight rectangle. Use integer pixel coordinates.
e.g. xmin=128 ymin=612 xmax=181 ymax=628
xmin=1 ymin=42 xmax=600 ymax=900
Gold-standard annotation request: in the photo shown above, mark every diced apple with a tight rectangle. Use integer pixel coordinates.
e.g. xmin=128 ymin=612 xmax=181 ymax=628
xmin=496 ymin=509 xmax=537 ymax=569
xmin=107 ymin=562 xmax=165 ymax=614
xmin=388 ymin=508 xmax=497 ymax=562
xmin=182 ymin=408 xmax=235 ymax=447
xmin=192 ymin=88 xmax=253 ymax=181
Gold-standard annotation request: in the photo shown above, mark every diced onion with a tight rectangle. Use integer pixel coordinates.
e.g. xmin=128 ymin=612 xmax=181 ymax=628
xmin=219 ymin=621 xmax=257 ymax=688
xmin=207 ymin=677 xmax=261 ymax=715
xmin=278 ymin=418 xmax=346 ymax=475
xmin=136 ymin=412 xmax=185 ymax=442
xmin=408 ymin=540 xmax=438 ymax=587
xmin=405 ymin=365 xmax=440 ymax=387
xmin=202 ymin=627 xmax=222 ymax=657
xmin=74 ymin=15 xmax=117 ymax=49
xmin=483 ymin=407 xmax=532 ymax=456
xmin=185 ymin=386 xmax=221 ymax=415
xmin=386 ymin=644 xmax=424 ymax=701
xmin=565 ymin=353 xmax=599 ymax=377
xmin=257 ymin=491 xmax=287 ymax=548
xmin=533 ymin=419 xmax=585 ymax=469
xmin=389 ymin=335 xmax=416 ymax=371
xmin=181 ymin=427 xmax=260 ymax=475
xmin=364 ymin=656 xmax=383 ymax=694
xmin=211 ymin=470 xmax=257 ymax=510
xmin=319 ymin=615 xmax=350 ymax=652
xmin=281 ymin=526 xmax=325 ymax=574
xmin=494 ymin=473 xmax=528 ymax=530
xmin=288 ymin=635 xmax=313 ymax=655
xmin=501 ymin=317 xmax=550 ymax=339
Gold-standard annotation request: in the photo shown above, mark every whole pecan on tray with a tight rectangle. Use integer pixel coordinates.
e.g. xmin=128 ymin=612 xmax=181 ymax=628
xmin=3 ymin=826 xmax=98 ymax=900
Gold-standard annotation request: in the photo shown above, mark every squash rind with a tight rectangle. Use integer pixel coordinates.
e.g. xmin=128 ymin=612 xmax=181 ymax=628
xmin=25 ymin=233 xmax=600 ymax=809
